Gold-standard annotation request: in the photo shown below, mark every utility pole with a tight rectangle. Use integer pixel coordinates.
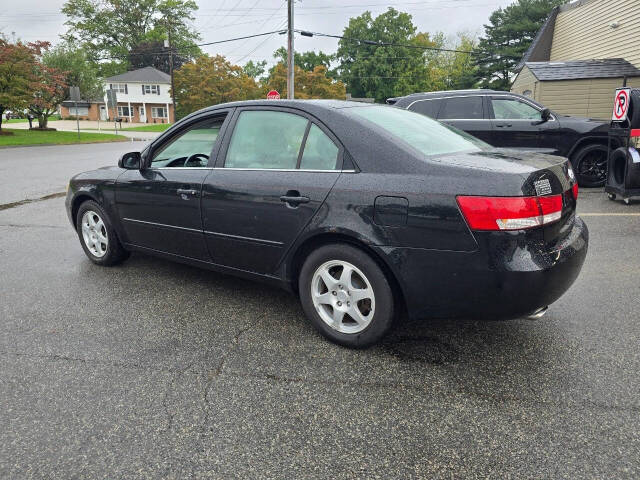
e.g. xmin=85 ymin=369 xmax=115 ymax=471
xmin=165 ymin=19 xmax=177 ymax=123
xmin=287 ymin=0 xmax=294 ymax=99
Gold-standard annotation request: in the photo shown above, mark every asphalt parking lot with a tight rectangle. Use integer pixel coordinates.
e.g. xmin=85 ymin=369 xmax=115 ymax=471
xmin=1 ymin=144 xmax=640 ymax=478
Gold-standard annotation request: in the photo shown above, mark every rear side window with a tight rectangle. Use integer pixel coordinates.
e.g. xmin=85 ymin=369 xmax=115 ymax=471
xmin=409 ymin=99 xmax=441 ymax=118
xmin=225 ymin=110 xmax=339 ymax=170
xmin=349 ymin=105 xmax=488 ymax=157
xmin=225 ymin=111 xmax=308 ymax=169
xmin=299 ymin=124 xmax=339 ymax=170
xmin=438 ymin=96 xmax=484 ymax=120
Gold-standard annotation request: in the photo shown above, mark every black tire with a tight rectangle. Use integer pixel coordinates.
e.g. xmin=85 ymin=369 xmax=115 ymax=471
xmin=571 ymin=143 xmax=609 ymax=188
xmin=298 ymin=243 xmax=395 ymax=348
xmin=76 ymin=200 xmax=129 ymax=266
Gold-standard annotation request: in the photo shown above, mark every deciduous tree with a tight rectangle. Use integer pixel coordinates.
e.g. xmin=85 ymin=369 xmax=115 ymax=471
xmin=0 ymin=40 xmax=36 ymax=131
xmin=266 ymin=63 xmax=346 ymax=100
xmin=62 ymin=0 xmax=201 ymax=74
xmin=335 ymin=8 xmax=439 ymax=102
xmin=43 ymin=42 xmax=103 ymax=102
xmin=173 ymin=55 xmax=260 ymax=118
xmin=28 ymin=42 xmax=68 ymax=129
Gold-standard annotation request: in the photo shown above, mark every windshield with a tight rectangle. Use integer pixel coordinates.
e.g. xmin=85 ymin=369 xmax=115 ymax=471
xmin=348 ymin=105 xmax=490 ymax=157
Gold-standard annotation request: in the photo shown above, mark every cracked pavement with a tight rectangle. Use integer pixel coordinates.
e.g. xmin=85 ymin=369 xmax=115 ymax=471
xmin=1 ymin=144 xmax=640 ymax=478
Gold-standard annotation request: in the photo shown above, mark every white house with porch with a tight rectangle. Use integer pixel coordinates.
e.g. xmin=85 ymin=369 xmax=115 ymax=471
xmin=61 ymin=66 xmax=175 ymax=123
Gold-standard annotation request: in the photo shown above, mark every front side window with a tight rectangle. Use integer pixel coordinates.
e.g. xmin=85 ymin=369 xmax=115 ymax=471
xmin=438 ymin=96 xmax=484 ymax=120
xmin=225 ymin=111 xmax=309 ymax=169
xmin=491 ymin=97 xmax=541 ymax=120
xmin=349 ymin=105 xmax=489 ymax=157
xmin=150 ymin=117 xmax=223 ymax=168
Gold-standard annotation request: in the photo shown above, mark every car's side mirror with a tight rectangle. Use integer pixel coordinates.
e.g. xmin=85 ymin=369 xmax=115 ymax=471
xmin=540 ymin=108 xmax=552 ymax=122
xmin=118 ymin=151 xmax=142 ymax=169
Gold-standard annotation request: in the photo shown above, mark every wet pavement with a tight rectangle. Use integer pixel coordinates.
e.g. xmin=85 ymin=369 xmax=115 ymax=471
xmin=1 ymin=145 xmax=639 ymax=478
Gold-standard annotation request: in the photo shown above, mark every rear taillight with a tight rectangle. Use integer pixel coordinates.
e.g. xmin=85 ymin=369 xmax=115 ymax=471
xmin=456 ymin=194 xmax=563 ymax=231
xmin=572 ymin=183 xmax=579 ymax=200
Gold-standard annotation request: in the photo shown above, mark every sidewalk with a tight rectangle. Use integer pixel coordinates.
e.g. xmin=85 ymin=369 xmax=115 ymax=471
xmin=8 ymin=119 xmax=162 ymax=141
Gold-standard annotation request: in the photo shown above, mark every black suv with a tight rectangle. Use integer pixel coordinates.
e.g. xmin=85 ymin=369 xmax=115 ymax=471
xmin=388 ymin=89 xmax=610 ymax=187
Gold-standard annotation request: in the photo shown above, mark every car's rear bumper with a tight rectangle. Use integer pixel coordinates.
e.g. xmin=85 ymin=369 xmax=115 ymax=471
xmin=376 ymin=216 xmax=588 ymax=320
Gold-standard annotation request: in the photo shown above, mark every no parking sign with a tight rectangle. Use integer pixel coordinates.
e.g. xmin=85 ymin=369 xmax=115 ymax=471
xmin=612 ymin=87 xmax=631 ymax=121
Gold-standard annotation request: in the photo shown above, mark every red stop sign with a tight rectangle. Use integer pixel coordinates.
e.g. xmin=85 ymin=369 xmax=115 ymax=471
xmin=267 ymin=90 xmax=280 ymax=100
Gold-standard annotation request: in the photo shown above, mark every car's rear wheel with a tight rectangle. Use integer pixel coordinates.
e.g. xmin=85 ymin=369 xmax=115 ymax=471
xmin=298 ymin=243 xmax=394 ymax=348
xmin=76 ymin=200 xmax=129 ymax=266
xmin=571 ymin=143 xmax=608 ymax=187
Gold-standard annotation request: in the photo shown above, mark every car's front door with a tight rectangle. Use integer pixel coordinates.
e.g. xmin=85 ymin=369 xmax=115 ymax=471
xmin=436 ymin=95 xmax=493 ymax=143
xmin=116 ymin=112 xmax=230 ymax=261
xmin=488 ymin=96 xmax=559 ymax=151
xmin=201 ymin=107 xmax=343 ymax=274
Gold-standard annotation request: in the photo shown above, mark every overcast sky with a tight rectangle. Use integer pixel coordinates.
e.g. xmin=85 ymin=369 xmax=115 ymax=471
xmin=1 ymin=0 xmax=513 ymax=65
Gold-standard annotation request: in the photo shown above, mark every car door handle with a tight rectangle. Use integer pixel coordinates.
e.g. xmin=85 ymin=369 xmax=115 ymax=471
xmin=280 ymin=194 xmax=310 ymax=205
xmin=177 ymin=188 xmax=199 ymax=197
xmin=495 ymin=123 xmax=513 ymax=128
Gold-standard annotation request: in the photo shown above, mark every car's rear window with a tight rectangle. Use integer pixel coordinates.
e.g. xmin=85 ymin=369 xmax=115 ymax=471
xmin=349 ymin=105 xmax=489 ymax=157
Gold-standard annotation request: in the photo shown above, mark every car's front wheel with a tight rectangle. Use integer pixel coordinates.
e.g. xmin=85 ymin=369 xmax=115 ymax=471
xmin=298 ymin=243 xmax=395 ymax=348
xmin=571 ymin=143 xmax=609 ymax=187
xmin=76 ymin=200 xmax=129 ymax=266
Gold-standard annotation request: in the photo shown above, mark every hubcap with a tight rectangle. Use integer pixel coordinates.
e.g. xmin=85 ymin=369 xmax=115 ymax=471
xmin=81 ymin=210 xmax=108 ymax=258
xmin=311 ymin=260 xmax=375 ymax=334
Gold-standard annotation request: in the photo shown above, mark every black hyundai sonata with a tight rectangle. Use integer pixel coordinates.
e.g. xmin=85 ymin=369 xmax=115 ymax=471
xmin=66 ymin=100 xmax=588 ymax=347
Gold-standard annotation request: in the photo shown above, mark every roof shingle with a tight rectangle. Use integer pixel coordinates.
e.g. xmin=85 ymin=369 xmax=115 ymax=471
xmin=105 ymin=66 xmax=171 ymax=83
xmin=525 ymin=59 xmax=640 ymax=81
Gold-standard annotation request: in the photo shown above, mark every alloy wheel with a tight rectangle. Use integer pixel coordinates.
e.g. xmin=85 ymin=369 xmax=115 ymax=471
xmin=81 ymin=210 xmax=108 ymax=258
xmin=311 ymin=260 xmax=375 ymax=334
xmin=577 ymin=150 xmax=607 ymax=183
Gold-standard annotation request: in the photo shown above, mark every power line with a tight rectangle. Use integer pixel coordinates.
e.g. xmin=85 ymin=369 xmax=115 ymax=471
xmin=295 ymin=29 xmax=477 ymax=55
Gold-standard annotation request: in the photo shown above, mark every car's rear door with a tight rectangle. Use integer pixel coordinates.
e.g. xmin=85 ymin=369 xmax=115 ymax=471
xmin=201 ymin=107 xmax=343 ymax=274
xmin=115 ymin=110 xmax=231 ymax=260
xmin=435 ymin=95 xmax=493 ymax=143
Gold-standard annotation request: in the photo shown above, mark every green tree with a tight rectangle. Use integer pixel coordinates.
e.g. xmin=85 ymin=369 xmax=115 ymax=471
xmin=62 ymin=0 xmax=201 ymax=74
xmin=335 ymin=8 xmax=437 ymax=102
xmin=42 ymin=42 xmax=103 ymax=102
xmin=429 ymin=34 xmax=478 ymax=91
xmin=272 ymin=46 xmax=334 ymax=72
xmin=173 ymin=55 xmax=260 ymax=118
xmin=0 ymin=40 xmax=36 ymax=132
xmin=474 ymin=0 xmax=564 ymax=90
xmin=243 ymin=59 xmax=268 ymax=81
xmin=128 ymin=40 xmax=187 ymax=74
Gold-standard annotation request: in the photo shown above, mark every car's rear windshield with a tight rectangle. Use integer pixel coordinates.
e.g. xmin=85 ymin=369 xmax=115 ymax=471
xmin=348 ymin=105 xmax=489 ymax=157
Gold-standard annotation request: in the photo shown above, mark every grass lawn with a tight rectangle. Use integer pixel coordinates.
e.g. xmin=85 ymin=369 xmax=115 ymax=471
xmin=121 ymin=123 xmax=172 ymax=132
xmin=0 ymin=128 xmax=127 ymax=147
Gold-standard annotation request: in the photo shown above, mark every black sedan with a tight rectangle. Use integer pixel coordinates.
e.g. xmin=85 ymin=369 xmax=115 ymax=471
xmin=66 ymin=100 xmax=588 ymax=348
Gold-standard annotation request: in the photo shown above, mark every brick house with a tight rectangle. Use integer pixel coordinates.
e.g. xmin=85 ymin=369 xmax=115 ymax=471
xmin=60 ymin=66 xmax=174 ymax=123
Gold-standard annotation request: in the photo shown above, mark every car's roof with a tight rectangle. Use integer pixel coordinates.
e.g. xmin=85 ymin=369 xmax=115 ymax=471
xmin=199 ymin=99 xmax=372 ymax=113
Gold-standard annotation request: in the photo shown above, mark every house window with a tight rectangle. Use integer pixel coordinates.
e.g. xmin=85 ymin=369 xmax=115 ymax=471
xmin=110 ymin=83 xmax=127 ymax=94
xmin=523 ymin=90 xmax=533 ymax=97
xmin=68 ymin=106 xmax=89 ymax=116
xmin=143 ymin=84 xmax=160 ymax=95
xmin=152 ymin=107 xmax=167 ymax=118
xmin=117 ymin=106 xmax=131 ymax=117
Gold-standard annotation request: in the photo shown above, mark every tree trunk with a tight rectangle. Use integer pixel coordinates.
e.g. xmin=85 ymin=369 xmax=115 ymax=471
xmin=38 ymin=115 xmax=48 ymax=129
